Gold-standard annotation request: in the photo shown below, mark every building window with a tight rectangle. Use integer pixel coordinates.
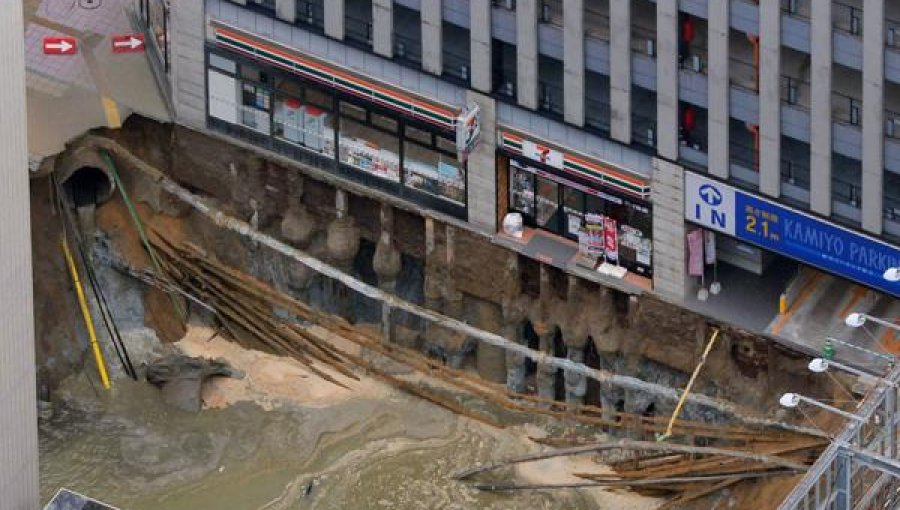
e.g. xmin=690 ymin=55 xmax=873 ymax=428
xmin=345 ymin=0 xmax=374 ymax=49
xmin=393 ymin=4 xmax=422 ymax=66
xmin=338 ymin=106 xmax=401 ymax=183
xmin=492 ymin=39 xmax=517 ymax=98
xmin=206 ymin=48 xmax=468 ymax=218
xmin=296 ymin=0 xmax=325 ymax=32
xmin=442 ymin=21 xmax=471 ymax=85
xmin=403 ymin=135 xmax=465 ymax=204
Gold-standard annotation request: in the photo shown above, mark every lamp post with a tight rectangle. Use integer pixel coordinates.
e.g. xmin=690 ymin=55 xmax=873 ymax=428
xmin=779 ymin=392 xmax=867 ymax=423
xmin=808 ymin=357 xmax=896 ymax=387
xmin=845 ymin=313 xmax=900 ymax=333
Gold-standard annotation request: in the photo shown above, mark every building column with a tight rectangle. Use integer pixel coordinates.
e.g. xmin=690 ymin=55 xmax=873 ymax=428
xmin=651 ymin=158 xmax=687 ymax=299
xmin=516 ymin=0 xmax=539 ymax=109
xmin=0 ymin=2 xmax=38 ymax=507
xmin=656 ymin=0 xmax=679 ymax=160
xmin=809 ymin=1 xmax=832 ymax=215
xmin=609 ymin=0 xmax=631 ymax=143
xmin=275 ymin=0 xmax=297 ymax=23
xmin=707 ymin=0 xmax=730 ymax=178
xmin=563 ymin=0 xmax=585 ymax=126
xmin=169 ymin=0 xmax=206 ymax=129
xmin=373 ymin=0 xmax=393 ymax=58
xmin=465 ymin=90 xmax=498 ymax=233
xmin=324 ymin=0 xmax=345 ymax=40
xmin=862 ymin=0 xmax=885 ymax=234
xmin=470 ymin=0 xmax=493 ymax=93
xmin=422 ymin=0 xmax=443 ymax=75
xmin=758 ymin=1 xmax=781 ymax=198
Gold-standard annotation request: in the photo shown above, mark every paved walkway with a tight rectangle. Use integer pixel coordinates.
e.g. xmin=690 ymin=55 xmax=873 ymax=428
xmin=24 ymin=0 xmax=169 ymax=158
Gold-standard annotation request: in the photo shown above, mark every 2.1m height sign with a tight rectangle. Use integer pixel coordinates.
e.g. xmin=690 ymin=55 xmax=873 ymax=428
xmin=685 ymin=171 xmax=900 ymax=298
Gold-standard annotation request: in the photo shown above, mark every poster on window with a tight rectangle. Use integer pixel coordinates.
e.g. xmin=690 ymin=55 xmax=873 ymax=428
xmin=603 ymin=217 xmax=618 ymax=263
xmin=687 ymin=229 xmax=704 ymax=276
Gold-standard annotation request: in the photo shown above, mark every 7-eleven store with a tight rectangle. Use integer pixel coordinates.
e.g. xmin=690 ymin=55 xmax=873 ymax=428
xmin=497 ymin=130 xmax=655 ymax=284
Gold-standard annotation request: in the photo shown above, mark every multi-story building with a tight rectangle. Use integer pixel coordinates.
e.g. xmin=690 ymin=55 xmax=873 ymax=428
xmin=142 ymin=0 xmax=900 ymax=342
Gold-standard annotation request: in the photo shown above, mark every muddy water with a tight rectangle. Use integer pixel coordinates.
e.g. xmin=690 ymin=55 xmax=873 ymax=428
xmin=39 ymin=373 xmax=611 ymax=510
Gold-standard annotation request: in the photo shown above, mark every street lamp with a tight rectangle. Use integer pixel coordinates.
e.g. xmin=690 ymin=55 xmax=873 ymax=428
xmin=885 ymin=267 xmax=900 ymax=283
xmin=845 ymin=312 xmax=900 ymax=333
xmin=779 ymin=392 xmax=867 ymax=423
xmin=807 ymin=357 xmax=895 ymax=387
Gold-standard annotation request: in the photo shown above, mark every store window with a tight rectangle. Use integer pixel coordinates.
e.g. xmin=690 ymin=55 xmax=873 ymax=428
xmin=403 ymin=135 xmax=465 ymax=204
xmin=338 ymin=103 xmax=401 ymax=182
xmin=506 ymin=158 xmax=653 ymax=275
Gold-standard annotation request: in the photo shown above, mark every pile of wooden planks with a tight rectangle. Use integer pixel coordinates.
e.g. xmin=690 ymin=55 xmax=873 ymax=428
xmin=148 ymin=233 xmax=825 ymax=507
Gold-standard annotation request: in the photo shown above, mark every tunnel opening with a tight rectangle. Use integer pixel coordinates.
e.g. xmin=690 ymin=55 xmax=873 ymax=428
xmin=62 ymin=166 xmax=114 ymax=208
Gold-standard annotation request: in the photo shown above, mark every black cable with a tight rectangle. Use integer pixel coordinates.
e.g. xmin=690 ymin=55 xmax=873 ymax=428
xmin=52 ymin=173 xmax=138 ymax=380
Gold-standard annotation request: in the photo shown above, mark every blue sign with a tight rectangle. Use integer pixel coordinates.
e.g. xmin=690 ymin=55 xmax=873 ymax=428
xmin=685 ymin=172 xmax=900 ymax=298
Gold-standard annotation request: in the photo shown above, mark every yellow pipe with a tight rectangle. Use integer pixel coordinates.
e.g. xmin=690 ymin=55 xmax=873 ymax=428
xmin=658 ymin=328 xmax=720 ymax=442
xmin=61 ymin=236 xmax=111 ymax=389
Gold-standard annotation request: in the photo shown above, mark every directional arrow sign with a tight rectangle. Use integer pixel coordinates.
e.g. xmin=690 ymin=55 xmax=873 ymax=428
xmin=42 ymin=36 xmax=78 ymax=55
xmin=111 ymin=34 xmax=145 ymax=53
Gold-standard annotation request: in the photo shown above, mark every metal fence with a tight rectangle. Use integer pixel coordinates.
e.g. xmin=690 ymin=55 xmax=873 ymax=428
xmin=778 ymin=364 xmax=900 ymax=510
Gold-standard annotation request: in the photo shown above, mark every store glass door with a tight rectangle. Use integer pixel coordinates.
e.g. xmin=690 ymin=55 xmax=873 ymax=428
xmin=535 ymin=176 xmax=561 ymax=234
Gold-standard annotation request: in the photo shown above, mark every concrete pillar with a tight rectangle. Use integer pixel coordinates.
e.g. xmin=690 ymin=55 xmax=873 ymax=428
xmin=373 ymin=0 xmax=393 ymax=58
xmin=275 ymin=0 xmax=297 ymax=23
xmin=563 ymin=0 xmax=585 ymax=126
xmin=809 ymin=1 xmax=832 ymax=215
xmin=609 ymin=0 xmax=631 ymax=143
xmin=325 ymin=0 xmax=345 ymax=40
xmin=758 ymin=0 xmax=781 ymax=197
xmin=465 ymin=90 xmax=498 ymax=233
xmin=651 ymin=158 xmax=687 ymax=298
xmin=656 ymin=0 xmax=679 ymax=159
xmin=422 ymin=0 xmax=443 ymax=75
xmin=0 ymin=2 xmax=38 ymax=507
xmin=707 ymin=0 xmax=730 ymax=178
xmin=169 ymin=0 xmax=206 ymax=129
xmin=373 ymin=205 xmax=401 ymax=292
xmin=862 ymin=0 xmax=885 ymax=234
xmin=470 ymin=0 xmax=493 ymax=93
xmin=516 ymin=0 xmax=539 ymax=109
xmin=565 ymin=347 xmax=587 ymax=405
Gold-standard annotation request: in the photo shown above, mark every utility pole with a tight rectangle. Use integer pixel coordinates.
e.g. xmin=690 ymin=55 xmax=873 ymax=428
xmin=0 ymin=2 xmax=39 ymax=508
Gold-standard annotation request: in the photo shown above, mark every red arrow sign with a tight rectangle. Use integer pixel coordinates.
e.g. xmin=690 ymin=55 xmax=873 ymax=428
xmin=42 ymin=36 xmax=78 ymax=55
xmin=111 ymin=34 xmax=145 ymax=53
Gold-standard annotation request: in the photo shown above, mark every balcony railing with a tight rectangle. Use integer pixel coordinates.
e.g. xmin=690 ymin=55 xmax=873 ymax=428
xmin=584 ymin=5 xmax=610 ymax=41
xmin=393 ymin=33 xmax=422 ymax=66
xmin=538 ymin=80 xmax=564 ymax=117
xmin=632 ymin=112 xmax=656 ymax=149
xmin=781 ymin=75 xmax=811 ymax=110
xmin=296 ymin=0 xmax=324 ymax=32
xmin=886 ymin=109 xmax=900 ymax=138
xmin=887 ymin=17 xmax=900 ymax=49
xmin=833 ymin=1 xmax=863 ymax=36
xmin=539 ymin=0 xmax=563 ymax=27
xmin=781 ymin=0 xmax=809 ymax=19
xmin=585 ymin=96 xmax=611 ymax=134
xmin=631 ymin=25 xmax=656 ymax=58
xmin=729 ymin=58 xmax=758 ymax=92
xmin=442 ymin=46 xmax=470 ymax=85
xmin=781 ymin=158 xmax=811 ymax=190
xmin=832 ymin=91 xmax=862 ymax=126
xmin=345 ymin=14 xmax=373 ymax=48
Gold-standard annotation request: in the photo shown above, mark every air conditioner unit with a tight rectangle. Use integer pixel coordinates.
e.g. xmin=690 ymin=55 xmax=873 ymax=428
xmin=396 ymin=41 xmax=406 ymax=58
xmin=645 ymin=39 xmax=656 ymax=57
xmin=850 ymin=103 xmax=861 ymax=125
xmin=786 ymin=0 xmax=799 ymax=14
xmin=646 ymin=127 xmax=656 ymax=147
xmin=460 ymin=64 xmax=469 ymax=81
xmin=541 ymin=2 xmax=551 ymax=22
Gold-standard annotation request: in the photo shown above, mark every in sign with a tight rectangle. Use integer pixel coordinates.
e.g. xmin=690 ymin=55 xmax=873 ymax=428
xmin=111 ymin=34 xmax=145 ymax=53
xmin=42 ymin=36 xmax=78 ymax=55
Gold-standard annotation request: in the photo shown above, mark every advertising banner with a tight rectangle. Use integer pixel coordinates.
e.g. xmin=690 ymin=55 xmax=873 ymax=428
xmin=604 ymin=217 xmax=619 ymax=262
xmin=704 ymin=230 xmax=717 ymax=265
xmin=685 ymin=171 xmax=900 ymax=297
xmin=687 ymin=229 xmax=704 ymax=276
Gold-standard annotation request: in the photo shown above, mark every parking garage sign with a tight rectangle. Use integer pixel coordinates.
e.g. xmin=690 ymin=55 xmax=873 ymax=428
xmin=685 ymin=171 xmax=900 ymax=298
